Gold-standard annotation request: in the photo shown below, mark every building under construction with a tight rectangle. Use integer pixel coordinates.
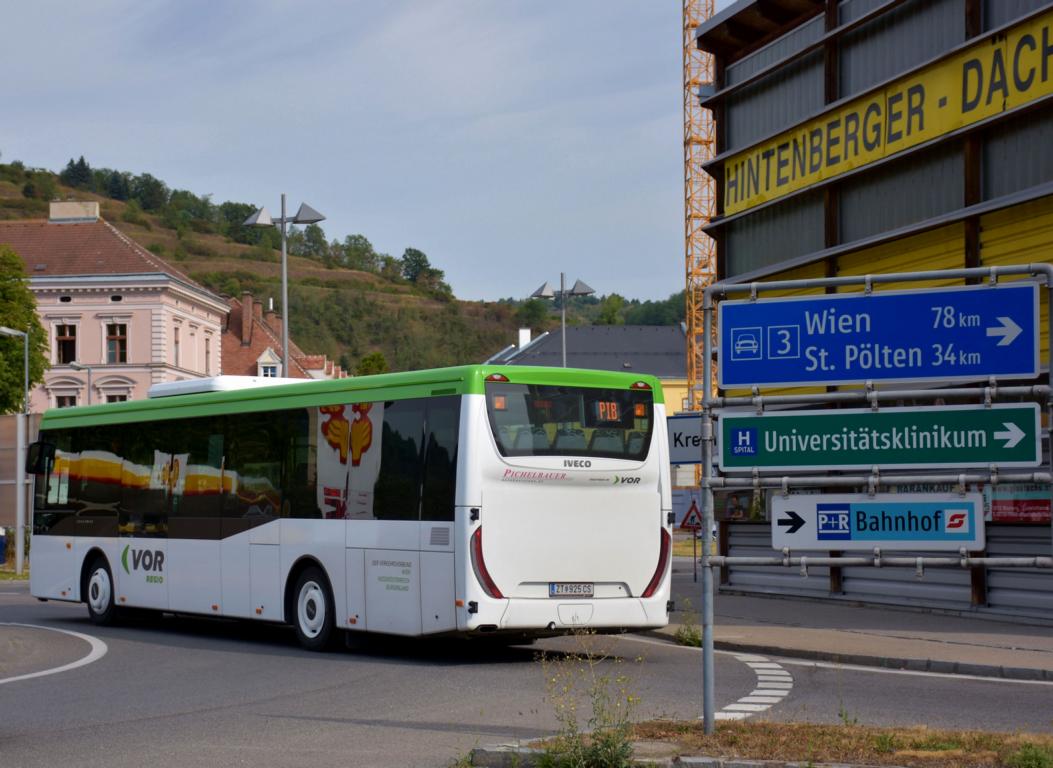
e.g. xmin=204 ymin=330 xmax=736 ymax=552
xmin=696 ymin=0 xmax=1053 ymax=618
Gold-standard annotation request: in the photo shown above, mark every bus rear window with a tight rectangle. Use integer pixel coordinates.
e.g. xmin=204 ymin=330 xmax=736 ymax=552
xmin=486 ymin=383 xmax=653 ymax=460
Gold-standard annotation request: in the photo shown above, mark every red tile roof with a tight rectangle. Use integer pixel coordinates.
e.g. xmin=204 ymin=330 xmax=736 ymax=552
xmin=222 ymin=295 xmax=312 ymax=378
xmin=0 ymin=219 xmax=204 ymax=290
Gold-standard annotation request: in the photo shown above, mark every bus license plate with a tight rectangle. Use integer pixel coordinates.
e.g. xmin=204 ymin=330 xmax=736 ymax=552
xmin=549 ymin=582 xmax=594 ymax=598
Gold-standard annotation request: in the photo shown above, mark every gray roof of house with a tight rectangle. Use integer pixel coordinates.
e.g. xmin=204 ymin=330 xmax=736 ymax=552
xmin=490 ymin=325 xmax=687 ymax=379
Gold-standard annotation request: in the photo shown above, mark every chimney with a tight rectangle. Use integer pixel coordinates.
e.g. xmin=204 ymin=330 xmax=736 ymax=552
xmin=49 ymin=201 xmax=100 ymax=223
xmin=518 ymin=328 xmax=532 ymax=349
xmin=241 ymin=291 xmax=253 ymax=346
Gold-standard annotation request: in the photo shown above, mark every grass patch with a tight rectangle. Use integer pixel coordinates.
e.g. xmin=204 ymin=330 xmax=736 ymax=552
xmin=672 ymin=534 xmax=713 ymax=559
xmin=630 ymin=721 xmax=1053 ymax=768
xmin=0 ymin=567 xmax=28 ymax=580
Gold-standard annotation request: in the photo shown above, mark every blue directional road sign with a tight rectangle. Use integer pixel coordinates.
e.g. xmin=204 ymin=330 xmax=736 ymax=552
xmin=719 ymin=283 xmax=1038 ymax=387
xmin=770 ymin=493 xmax=985 ymax=551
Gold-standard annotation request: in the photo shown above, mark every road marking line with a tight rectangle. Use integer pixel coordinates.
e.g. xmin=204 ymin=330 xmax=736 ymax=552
xmin=0 ymin=623 xmax=108 ymax=686
xmin=713 ymin=653 xmax=794 ymax=721
xmin=774 ymin=657 xmax=1053 ymax=687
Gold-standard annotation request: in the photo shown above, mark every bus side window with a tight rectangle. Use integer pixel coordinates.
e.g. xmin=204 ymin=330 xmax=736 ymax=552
xmin=421 ymin=397 xmax=460 ymax=522
xmin=166 ymin=417 xmax=224 ymax=540
xmin=221 ymin=412 xmax=286 ymax=537
xmin=371 ymin=399 xmax=425 ymax=521
xmin=121 ymin=423 xmax=169 ymax=539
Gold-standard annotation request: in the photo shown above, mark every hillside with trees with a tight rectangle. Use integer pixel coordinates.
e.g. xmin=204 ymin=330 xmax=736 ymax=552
xmin=0 ymin=153 xmax=684 ymax=373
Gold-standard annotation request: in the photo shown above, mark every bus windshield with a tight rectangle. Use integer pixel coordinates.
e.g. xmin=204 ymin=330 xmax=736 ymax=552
xmin=485 ymin=382 xmax=653 ymax=460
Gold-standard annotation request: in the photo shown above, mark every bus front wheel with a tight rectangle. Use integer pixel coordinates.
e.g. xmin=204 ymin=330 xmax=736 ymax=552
xmin=85 ymin=557 xmax=117 ymax=626
xmin=293 ymin=566 xmax=334 ymax=651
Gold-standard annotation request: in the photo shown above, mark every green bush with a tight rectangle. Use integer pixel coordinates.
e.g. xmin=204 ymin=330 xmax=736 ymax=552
xmin=121 ymin=200 xmax=151 ymax=230
xmin=1007 ymin=744 xmax=1053 ymax=768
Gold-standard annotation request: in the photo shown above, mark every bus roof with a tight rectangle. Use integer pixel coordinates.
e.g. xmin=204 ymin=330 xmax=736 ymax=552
xmin=39 ymin=365 xmax=665 ymax=430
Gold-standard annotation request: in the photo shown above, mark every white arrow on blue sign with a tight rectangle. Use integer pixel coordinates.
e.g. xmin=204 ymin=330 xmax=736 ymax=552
xmin=719 ymin=283 xmax=1038 ymax=388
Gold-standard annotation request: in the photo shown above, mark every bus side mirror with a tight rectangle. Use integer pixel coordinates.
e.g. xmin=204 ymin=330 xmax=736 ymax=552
xmin=25 ymin=442 xmax=55 ymax=475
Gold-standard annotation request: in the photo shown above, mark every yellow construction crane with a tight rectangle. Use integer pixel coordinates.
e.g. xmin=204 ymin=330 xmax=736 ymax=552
xmin=683 ymin=0 xmax=717 ymax=411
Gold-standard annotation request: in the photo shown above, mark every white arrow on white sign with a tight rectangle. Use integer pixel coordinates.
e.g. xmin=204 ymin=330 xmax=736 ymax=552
xmin=986 ymin=316 xmax=1022 ymax=346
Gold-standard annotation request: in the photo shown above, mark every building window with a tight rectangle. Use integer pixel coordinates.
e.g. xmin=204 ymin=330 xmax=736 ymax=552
xmin=261 ymin=364 xmax=278 ymax=377
xmin=56 ymin=324 xmax=77 ymax=364
xmin=204 ymin=337 xmax=211 ymax=375
xmin=106 ymin=323 xmax=127 ymax=363
xmin=106 ymin=395 xmax=128 ymax=403
xmin=56 ymin=395 xmax=77 ymax=408
xmin=173 ymin=326 xmax=181 ymax=367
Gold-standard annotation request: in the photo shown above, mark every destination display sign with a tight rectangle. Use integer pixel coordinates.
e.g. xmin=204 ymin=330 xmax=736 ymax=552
xmin=718 ymin=283 xmax=1038 ymax=388
xmin=719 ymin=403 xmax=1041 ymax=472
xmin=771 ymin=492 xmax=985 ymax=551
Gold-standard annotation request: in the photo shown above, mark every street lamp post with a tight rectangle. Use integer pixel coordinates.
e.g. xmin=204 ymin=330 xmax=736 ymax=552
xmin=69 ymin=361 xmax=94 ymax=405
xmin=530 ymin=273 xmax=595 ymax=367
xmin=0 ymin=325 xmax=29 ymax=575
xmin=245 ymin=195 xmax=325 ymax=377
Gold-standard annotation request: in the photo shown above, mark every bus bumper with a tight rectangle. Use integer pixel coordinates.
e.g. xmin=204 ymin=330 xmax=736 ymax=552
xmin=481 ymin=596 xmax=669 ymax=632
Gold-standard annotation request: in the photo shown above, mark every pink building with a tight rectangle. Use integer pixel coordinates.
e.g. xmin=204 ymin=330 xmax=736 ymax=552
xmin=0 ymin=202 xmax=229 ymax=410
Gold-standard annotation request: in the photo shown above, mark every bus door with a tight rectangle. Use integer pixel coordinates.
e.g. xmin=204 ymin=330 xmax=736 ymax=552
xmin=165 ymin=420 xmax=224 ymax=616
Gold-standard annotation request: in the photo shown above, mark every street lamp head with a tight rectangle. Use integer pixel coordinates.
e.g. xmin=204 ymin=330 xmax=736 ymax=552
xmin=292 ymin=203 xmax=325 ymax=225
xmin=69 ymin=361 xmax=89 ymax=371
xmin=0 ymin=326 xmax=26 ymax=338
xmin=568 ymin=279 xmax=595 ymax=297
xmin=530 ymin=282 xmax=556 ymax=299
xmin=243 ymin=207 xmax=273 ymax=228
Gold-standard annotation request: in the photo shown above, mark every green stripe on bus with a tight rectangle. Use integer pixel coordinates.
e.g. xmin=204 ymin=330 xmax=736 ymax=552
xmin=40 ymin=365 xmax=664 ymax=429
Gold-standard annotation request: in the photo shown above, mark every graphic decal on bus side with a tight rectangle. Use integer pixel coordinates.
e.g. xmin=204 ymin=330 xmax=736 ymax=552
xmin=121 ymin=544 xmax=165 ymax=584
xmin=317 ymin=403 xmax=384 ymax=519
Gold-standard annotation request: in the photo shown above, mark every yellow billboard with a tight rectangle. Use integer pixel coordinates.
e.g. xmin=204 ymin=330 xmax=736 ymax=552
xmin=722 ymin=9 xmax=1053 ymax=215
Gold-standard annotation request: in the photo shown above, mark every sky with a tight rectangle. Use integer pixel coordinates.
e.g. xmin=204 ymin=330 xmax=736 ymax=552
xmin=1 ymin=1 xmax=725 ymax=303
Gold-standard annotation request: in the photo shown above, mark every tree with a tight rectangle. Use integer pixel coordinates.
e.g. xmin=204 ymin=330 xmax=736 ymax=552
xmin=22 ymin=172 xmax=56 ymax=201
xmin=515 ymin=299 xmax=550 ymax=328
xmin=60 ymin=156 xmax=92 ymax=188
xmin=343 ymin=234 xmax=378 ymax=272
xmin=596 ymin=294 xmax=627 ymax=325
xmin=378 ymin=254 xmax=403 ymax=282
xmin=302 ymin=224 xmax=329 ymax=262
xmin=356 ymin=351 xmax=389 ymax=376
xmin=623 ymin=290 xmax=686 ymax=325
xmin=131 ymin=173 xmax=169 ymax=211
xmin=0 ymin=246 xmax=49 ymax=413
xmin=400 ymin=247 xmax=431 ymax=283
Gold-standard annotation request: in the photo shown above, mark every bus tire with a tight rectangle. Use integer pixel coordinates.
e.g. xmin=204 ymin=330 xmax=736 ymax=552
xmin=292 ymin=566 xmax=335 ymax=651
xmin=85 ymin=557 xmax=118 ymax=626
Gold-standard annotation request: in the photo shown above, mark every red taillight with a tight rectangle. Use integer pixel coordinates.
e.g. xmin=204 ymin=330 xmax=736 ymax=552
xmin=486 ymin=373 xmax=509 ymax=382
xmin=630 ymin=381 xmax=652 ymax=390
xmin=641 ymin=529 xmax=671 ymax=598
xmin=470 ymin=527 xmax=504 ymax=599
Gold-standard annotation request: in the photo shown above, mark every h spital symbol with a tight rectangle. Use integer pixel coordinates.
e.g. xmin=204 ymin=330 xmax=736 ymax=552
xmin=731 ymin=427 xmax=757 ymax=456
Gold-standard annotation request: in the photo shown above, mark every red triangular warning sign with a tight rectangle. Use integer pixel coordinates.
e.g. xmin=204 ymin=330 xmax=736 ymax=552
xmin=680 ymin=499 xmax=702 ymax=531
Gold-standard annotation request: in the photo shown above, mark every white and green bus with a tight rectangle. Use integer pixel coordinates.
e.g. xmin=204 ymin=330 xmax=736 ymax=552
xmin=27 ymin=365 xmax=673 ymax=650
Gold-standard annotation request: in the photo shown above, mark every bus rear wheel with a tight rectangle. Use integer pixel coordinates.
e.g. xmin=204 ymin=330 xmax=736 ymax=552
xmin=85 ymin=557 xmax=117 ymax=626
xmin=293 ymin=567 xmax=334 ymax=651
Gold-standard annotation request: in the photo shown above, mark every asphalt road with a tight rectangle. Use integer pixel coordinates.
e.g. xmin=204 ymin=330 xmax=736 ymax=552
xmin=1 ymin=581 xmax=1049 ymax=768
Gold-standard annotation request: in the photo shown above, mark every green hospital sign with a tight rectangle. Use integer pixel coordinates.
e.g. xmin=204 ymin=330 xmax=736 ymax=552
xmin=718 ymin=403 xmax=1041 ymax=472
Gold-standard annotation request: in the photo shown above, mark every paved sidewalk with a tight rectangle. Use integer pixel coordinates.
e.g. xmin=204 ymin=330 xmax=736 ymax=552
xmin=664 ymin=557 xmax=1053 ymax=681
